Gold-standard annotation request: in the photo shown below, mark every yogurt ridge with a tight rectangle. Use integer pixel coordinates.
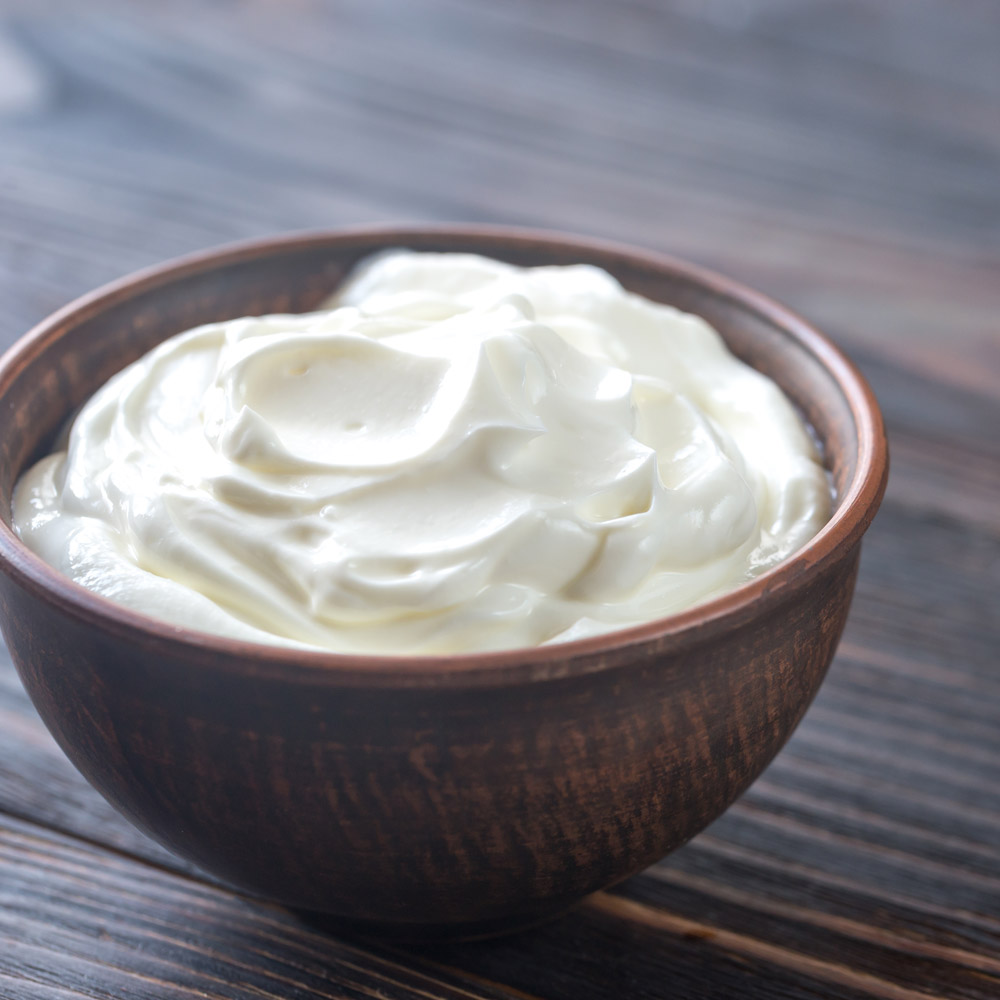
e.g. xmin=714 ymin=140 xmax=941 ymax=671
xmin=13 ymin=252 xmax=831 ymax=653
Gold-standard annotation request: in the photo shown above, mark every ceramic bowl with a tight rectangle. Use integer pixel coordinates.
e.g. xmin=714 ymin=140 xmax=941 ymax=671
xmin=0 ymin=227 xmax=887 ymax=938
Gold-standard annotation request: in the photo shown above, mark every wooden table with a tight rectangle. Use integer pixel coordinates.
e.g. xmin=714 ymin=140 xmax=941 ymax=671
xmin=1 ymin=2 xmax=997 ymax=997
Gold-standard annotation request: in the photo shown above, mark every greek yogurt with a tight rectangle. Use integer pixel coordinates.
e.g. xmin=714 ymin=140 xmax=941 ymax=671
xmin=12 ymin=252 xmax=830 ymax=653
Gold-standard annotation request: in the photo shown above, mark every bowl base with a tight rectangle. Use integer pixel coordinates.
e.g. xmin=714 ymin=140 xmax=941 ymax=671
xmin=296 ymin=899 xmax=580 ymax=943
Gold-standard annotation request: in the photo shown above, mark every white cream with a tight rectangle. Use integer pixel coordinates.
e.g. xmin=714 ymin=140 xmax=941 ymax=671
xmin=13 ymin=252 xmax=830 ymax=653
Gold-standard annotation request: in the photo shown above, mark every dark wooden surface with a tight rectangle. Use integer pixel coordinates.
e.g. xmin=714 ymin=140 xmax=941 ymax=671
xmin=0 ymin=0 xmax=996 ymax=997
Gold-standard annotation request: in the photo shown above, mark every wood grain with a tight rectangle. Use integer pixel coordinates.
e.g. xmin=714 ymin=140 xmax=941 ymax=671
xmin=0 ymin=0 xmax=997 ymax=996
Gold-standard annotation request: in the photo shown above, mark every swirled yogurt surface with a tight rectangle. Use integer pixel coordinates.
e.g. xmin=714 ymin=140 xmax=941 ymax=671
xmin=13 ymin=252 xmax=830 ymax=653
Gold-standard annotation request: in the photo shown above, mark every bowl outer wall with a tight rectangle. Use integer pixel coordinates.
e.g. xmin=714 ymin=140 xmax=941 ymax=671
xmin=0 ymin=226 xmax=887 ymax=925
xmin=0 ymin=545 xmax=860 ymax=923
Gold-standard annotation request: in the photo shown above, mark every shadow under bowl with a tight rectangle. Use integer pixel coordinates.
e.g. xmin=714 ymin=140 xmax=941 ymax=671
xmin=0 ymin=227 xmax=887 ymax=938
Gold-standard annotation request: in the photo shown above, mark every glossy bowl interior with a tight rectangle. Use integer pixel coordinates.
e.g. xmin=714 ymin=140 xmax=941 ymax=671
xmin=0 ymin=227 xmax=887 ymax=938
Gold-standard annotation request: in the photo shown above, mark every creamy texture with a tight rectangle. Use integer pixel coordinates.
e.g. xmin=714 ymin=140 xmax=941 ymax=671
xmin=13 ymin=252 xmax=830 ymax=653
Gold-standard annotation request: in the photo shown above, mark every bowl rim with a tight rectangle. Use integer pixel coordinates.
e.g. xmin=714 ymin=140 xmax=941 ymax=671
xmin=0 ymin=224 xmax=888 ymax=687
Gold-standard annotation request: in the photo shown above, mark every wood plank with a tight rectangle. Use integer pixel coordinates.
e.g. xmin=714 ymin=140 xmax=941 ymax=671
xmin=6 ymin=809 xmax=997 ymax=1000
xmin=1 ymin=0 xmax=997 ymax=396
xmin=0 ymin=812 xmax=537 ymax=1000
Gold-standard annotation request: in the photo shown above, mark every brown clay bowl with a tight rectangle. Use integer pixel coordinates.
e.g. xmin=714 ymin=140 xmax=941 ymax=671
xmin=0 ymin=227 xmax=887 ymax=938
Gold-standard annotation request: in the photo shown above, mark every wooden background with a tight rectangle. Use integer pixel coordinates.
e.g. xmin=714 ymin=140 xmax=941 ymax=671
xmin=1 ymin=1 xmax=998 ymax=997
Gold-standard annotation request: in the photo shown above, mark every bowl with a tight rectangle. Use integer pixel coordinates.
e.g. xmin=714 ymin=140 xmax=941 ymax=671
xmin=0 ymin=226 xmax=888 ymax=938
